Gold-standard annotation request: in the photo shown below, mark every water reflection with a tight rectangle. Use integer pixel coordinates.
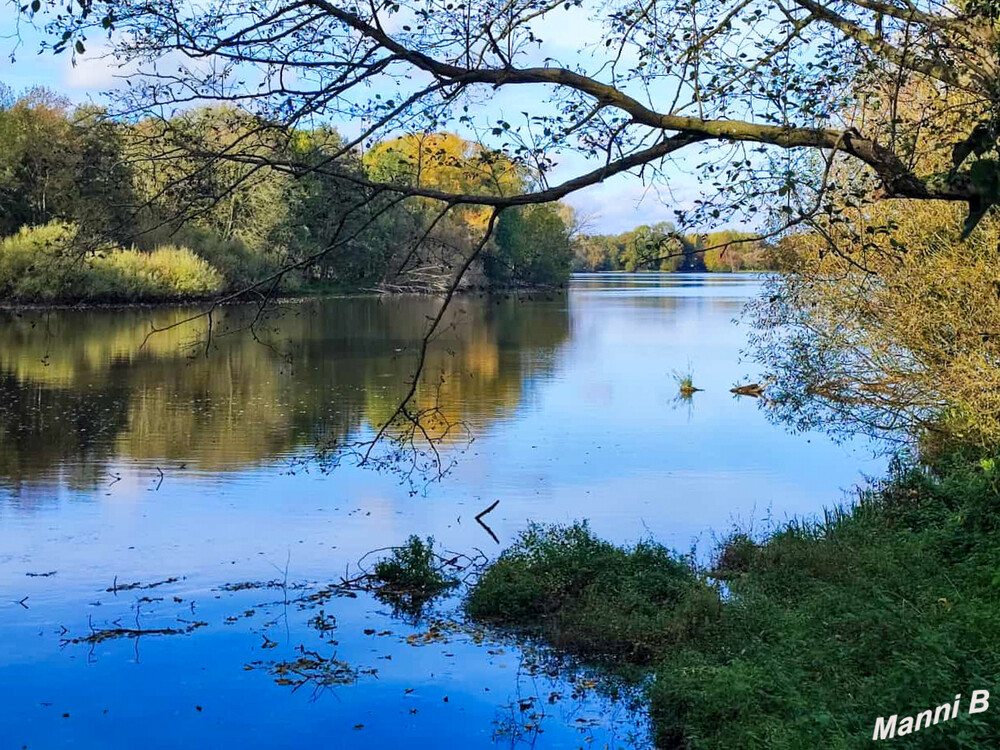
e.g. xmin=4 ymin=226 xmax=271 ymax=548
xmin=0 ymin=294 xmax=569 ymax=491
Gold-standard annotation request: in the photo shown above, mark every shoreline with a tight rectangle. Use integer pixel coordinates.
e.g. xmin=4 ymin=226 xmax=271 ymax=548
xmin=0 ymin=282 xmax=570 ymax=313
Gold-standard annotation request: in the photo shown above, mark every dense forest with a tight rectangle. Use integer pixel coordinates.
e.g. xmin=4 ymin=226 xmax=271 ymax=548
xmin=0 ymin=86 xmax=577 ymax=303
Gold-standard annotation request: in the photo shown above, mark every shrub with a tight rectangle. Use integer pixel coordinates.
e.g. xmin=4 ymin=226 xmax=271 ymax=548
xmin=372 ymin=535 xmax=457 ymax=596
xmin=466 ymin=522 xmax=716 ymax=663
xmin=648 ymin=453 xmax=1000 ymax=749
xmin=90 ymin=246 xmax=224 ymax=301
xmin=0 ymin=221 xmax=91 ymax=302
xmin=155 ymin=225 xmax=285 ymax=290
xmin=469 ymin=458 xmax=1000 ymax=748
xmin=711 ymin=532 xmax=757 ymax=578
xmin=371 ymin=536 xmax=458 ymax=621
xmin=0 ymin=222 xmax=224 ymax=302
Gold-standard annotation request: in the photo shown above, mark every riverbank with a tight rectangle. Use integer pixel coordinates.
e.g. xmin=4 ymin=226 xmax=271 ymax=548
xmin=0 ymin=279 xmax=568 ymax=312
xmin=466 ymin=451 xmax=1000 ymax=748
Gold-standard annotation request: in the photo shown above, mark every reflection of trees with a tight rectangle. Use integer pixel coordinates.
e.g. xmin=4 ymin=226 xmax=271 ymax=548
xmin=0 ymin=295 xmax=568 ymax=491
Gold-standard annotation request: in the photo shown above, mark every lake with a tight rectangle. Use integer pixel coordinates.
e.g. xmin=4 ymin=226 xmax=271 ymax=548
xmin=0 ymin=273 xmax=883 ymax=748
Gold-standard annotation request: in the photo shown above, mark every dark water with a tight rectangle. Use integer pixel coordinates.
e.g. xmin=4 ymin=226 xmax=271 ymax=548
xmin=0 ymin=273 xmax=883 ymax=748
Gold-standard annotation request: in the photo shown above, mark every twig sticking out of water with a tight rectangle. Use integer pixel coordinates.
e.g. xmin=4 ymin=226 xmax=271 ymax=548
xmin=475 ymin=500 xmax=501 ymax=545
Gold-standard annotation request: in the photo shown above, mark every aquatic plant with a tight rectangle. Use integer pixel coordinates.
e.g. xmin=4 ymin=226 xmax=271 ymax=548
xmin=671 ymin=363 xmax=702 ymax=397
xmin=372 ymin=536 xmax=459 ymax=595
xmin=369 ymin=536 xmax=460 ymax=620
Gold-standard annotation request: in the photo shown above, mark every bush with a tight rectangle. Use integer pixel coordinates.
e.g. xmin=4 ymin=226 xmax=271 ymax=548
xmin=153 ymin=225 xmax=286 ymax=290
xmin=469 ymin=458 xmax=1000 ymax=748
xmin=90 ymin=246 xmax=224 ymax=301
xmin=711 ymin=532 xmax=757 ymax=578
xmin=0 ymin=221 xmax=91 ymax=302
xmin=0 ymin=222 xmax=224 ymax=302
xmin=371 ymin=536 xmax=458 ymax=621
xmin=466 ymin=522 xmax=716 ymax=663
xmin=372 ymin=536 xmax=457 ymax=596
xmin=649 ymin=454 xmax=1000 ymax=749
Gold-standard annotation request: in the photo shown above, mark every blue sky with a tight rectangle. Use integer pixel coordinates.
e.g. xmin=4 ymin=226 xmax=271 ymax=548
xmin=0 ymin=3 xmax=709 ymax=234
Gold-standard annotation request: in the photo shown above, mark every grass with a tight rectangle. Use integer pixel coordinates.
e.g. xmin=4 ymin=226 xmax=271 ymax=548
xmin=466 ymin=454 xmax=1000 ymax=749
xmin=672 ymin=363 xmax=701 ymax=397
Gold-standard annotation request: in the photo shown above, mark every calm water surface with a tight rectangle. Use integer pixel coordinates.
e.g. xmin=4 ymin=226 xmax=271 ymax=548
xmin=0 ymin=273 xmax=883 ymax=748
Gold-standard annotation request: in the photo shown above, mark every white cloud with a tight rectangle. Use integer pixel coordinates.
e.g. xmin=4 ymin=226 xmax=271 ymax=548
xmin=63 ymin=46 xmax=129 ymax=91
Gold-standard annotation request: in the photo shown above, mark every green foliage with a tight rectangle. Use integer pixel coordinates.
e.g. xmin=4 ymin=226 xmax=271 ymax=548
xmin=486 ymin=203 xmax=574 ymax=286
xmin=0 ymin=91 xmax=574 ymax=299
xmin=572 ymin=224 xmax=779 ymax=273
xmin=466 ymin=522 xmax=715 ymax=663
xmin=620 ymin=223 xmax=692 ymax=272
xmin=0 ymin=221 xmax=89 ymax=302
xmin=143 ymin=225 xmax=283 ymax=290
xmin=372 ymin=535 xmax=458 ymax=595
xmin=711 ymin=532 xmax=757 ymax=577
xmin=0 ymin=90 xmax=134 ymax=241
xmin=650 ymin=454 xmax=1000 ymax=749
xmin=469 ymin=456 xmax=1000 ymax=748
xmin=0 ymin=222 xmax=223 ymax=302
xmin=90 ymin=246 xmax=224 ymax=300
xmin=672 ymin=364 xmax=700 ymax=396
xmin=951 ymin=117 xmax=1000 ymax=238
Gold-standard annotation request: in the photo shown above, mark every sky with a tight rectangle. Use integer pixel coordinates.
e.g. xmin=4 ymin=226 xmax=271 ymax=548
xmin=0 ymin=3 xmax=709 ymax=234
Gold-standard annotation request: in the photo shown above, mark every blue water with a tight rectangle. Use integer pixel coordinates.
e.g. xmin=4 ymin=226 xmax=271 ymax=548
xmin=0 ymin=273 xmax=884 ymax=748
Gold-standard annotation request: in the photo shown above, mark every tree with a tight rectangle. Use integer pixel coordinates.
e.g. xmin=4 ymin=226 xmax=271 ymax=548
xmin=18 ymin=0 xmax=1000 ymax=471
xmin=19 ymin=0 xmax=997 ymax=221
xmin=487 ymin=202 xmax=574 ymax=285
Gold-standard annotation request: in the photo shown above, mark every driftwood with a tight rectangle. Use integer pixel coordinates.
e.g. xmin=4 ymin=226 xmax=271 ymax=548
xmin=475 ymin=500 xmax=501 ymax=544
xmin=730 ymin=383 xmax=765 ymax=398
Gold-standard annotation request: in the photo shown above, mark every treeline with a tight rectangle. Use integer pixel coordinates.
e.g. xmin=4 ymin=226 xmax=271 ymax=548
xmin=0 ymin=86 xmax=574 ymax=304
xmin=572 ymin=223 xmax=788 ymax=272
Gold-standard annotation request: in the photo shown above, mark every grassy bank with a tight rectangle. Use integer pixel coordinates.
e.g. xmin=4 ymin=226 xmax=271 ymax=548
xmin=466 ymin=454 xmax=1000 ymax=748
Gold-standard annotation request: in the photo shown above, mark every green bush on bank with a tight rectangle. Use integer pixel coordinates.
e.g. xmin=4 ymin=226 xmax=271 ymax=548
xmin=141 ymin=224 xmax=289 ymax=290
xmin=467 ymin=456 xmax=1000 ymax=748
xmin=466 ymin=522 xmax=718 ymax=663
xmin=0 ymin=222 xmax=224 ymax=303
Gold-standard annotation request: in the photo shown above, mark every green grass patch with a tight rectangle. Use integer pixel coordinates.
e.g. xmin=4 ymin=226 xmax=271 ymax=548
xmin=466 ymin=522 xmax=718 ymax=663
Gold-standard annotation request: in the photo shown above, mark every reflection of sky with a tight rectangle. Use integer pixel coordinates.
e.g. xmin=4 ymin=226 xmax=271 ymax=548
xmin=0 ymin=274 xmax=884 ymax=748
